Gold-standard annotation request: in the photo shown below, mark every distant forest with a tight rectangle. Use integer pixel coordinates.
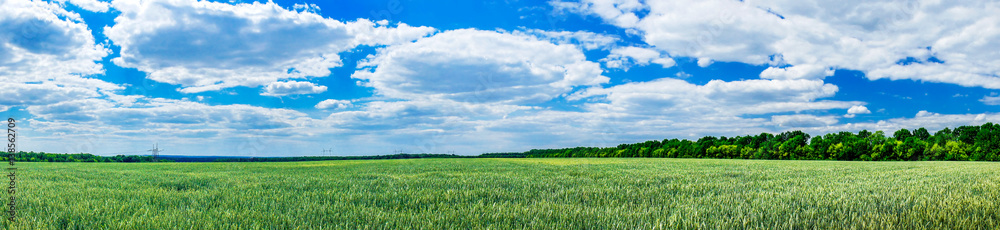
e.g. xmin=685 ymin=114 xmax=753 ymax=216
xmin=490 ymin=123 xmax=1000 ymax=161
xmin=5 ymin=123 xmax=1000 ymax=162
xmin=0 ymin=152 xmax=163 ymax=163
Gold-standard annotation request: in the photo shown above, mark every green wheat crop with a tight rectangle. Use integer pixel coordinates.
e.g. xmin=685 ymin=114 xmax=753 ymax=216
xmin=4 ymin=158 xmax=998 ymax=229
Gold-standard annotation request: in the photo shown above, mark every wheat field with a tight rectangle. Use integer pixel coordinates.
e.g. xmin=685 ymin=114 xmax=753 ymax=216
xmin=5 ymin=158 xmax=999 ymax=229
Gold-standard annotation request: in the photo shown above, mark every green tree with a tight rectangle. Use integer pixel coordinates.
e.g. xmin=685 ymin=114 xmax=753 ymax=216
xmin=944 ymin=141 xmax=969 ymax=161
xmin=913 ymin=128 xmax=930 ymax=140
xmin=858 ymin=129 xmax=872 ymax=138
xmin=894 ymin=129 xmax=913 ymax=141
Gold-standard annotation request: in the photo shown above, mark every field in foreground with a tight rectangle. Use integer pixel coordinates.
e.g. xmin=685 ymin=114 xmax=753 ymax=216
xmin=8 ymin=158 xmax=1000 ymax=229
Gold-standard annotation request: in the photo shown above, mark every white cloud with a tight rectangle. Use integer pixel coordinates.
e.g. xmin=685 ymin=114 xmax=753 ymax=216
xmin=847 ymin=105 xmax=872 ymax=114
xmin=518 ymin=29 xmax=619 ymax=50
xmin=292 ymin=3 xmax=320 ymax=13
xmin=105 ymin=0 xmax=434 ymax=93
xmin=321 ymin=99 xmax=530 ymax=138
xmin=0 ymin=82 xmax=100 ymax=107
xmin=551 ymin=0 xmax=646 ymax=28
xmin=771 ymin=114 xmax=839 ymax=128
xmin=262 ymin=81 xmax=327 ymax=96
xmin=697 ymin=58 xmax=714 ymax=68
xmin=844 ymin=104 xmax=872 ymax=118
xmin=21 ymin=96 xmax=338 ymax=156
xmin=0 ymin=0 xmax=120 ymax=118
xmin=56 ymin=0 xmax=110 ymax=12
xmin=307 ymin=75 xmax=860 ymax=154
xmin=26 ymin=98 xmax=112 ymax=122
xmin=476 ymin=108 xmax=775 ymax=150
xmin=554 ymin=0 xmax=1000 ymax=89
xmin=572 ymin=78 xmax=855 ymax=117
xmin=760 ymin=64 xmax=835 ymax=80
xmin=557 ymin=77 xmax=855 ymax=141
xmin=0 ymin=0 xmax=109 ymax=86
xmin=28 ymin=97 xmax=310 ymax=131
xmin=315 ymin=99 xmax=352 ymax=110
xmin=601 ymin=46 xmax=674 ymax=70
xmin=981 ymin=95 xmax=1000 ymax=105
xmin=798 ymin=111 xmax=1000 ymax=136
xmin=353 ymin=29 xmax=608 ymax=104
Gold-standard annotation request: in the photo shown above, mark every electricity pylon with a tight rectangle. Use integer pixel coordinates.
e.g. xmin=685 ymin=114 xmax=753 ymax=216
xmin=147 ymin=143 xmax=163 ymax=162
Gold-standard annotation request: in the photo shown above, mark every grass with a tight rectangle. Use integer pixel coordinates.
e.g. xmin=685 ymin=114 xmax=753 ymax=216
xmin=5 ymin=158 xmax=999 ymax=229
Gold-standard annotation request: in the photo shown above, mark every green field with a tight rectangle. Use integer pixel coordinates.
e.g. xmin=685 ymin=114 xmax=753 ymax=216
xmin=7 ymin=158 xmax=1000 ymax=229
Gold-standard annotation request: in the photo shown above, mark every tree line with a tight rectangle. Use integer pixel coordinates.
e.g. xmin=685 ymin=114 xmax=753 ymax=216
xmin=488 ymin=123 xmax=1000 ymax=161
xmin=7 ymin=123 xmax=1000 ymax=162
xmin=0 ymin=152 xmax=165 ymax=162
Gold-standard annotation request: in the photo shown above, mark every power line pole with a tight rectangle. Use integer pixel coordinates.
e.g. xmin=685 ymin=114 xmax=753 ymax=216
xmin=322 ymin=148 xmax=333 ymax=156
xmin=147 ymin=143 xmax=163 ymax=162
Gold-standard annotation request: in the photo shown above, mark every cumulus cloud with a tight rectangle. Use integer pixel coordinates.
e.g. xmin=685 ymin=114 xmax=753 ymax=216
xmin=572 ymin=78 xmax=851 ymax=116
xmin=0 ymin=0 xmax=119 ymax=118
xmin=315 ymin=99 xmax=352 ymax=110
xmin=798 ymin=111 xmax=1000 ymax=136
xmin=312 ymin=77 xmax=858 ymax=153
xmin=844 ymin=105 xmax=872 ymax=118
xmin=554 ymin=0 xmax=1000 ymax=89
xmin=771 ymin=114 xmax=839 ymax=128
xmin=292 ymin=3 xmax=320 ymax=13
xmin=337 ymin=27 xmax=860 ymax=152
xmin=313 ymin=24 xmax=620 ymax=149
xmin=262 ymin=81 xmax=327 ymax=96
xmin=56 ymin=0 xmax=110 ymax=12
xmin=849 ymin=105 xmax=872 ymax=114
xmin=323 ymin=99 xmax=530 ymax=135
xmin=539 ymin=77 xmax=860 ymax=142
xmin=474 ymin=108 xmax=778 ymax=150
xmin=518 ymin=29 xmax=619 ymax=50
xmin=0 ymin=82 xmax=100 ymax=107
xmin=551 ymin=0 xmax=646 ymax=28
xmin=353 ymin=29 xmax=608 ymax=104
xmin=981 ymin=95 xmax=1000 ymax=105
xmin=760 ymin=64 xmax=835 ymax=80
xmin=21 ymin=96 xmax=333 ymax=156
xmin=600 ymin=46 xmax=674 ymax=70
xmin=697 ymin=58 xmax=714 ymax=68
xmin=105 ymin=0 xmax=434 ymax=94
xmin=28 ymin=97 xmax=310 ymax=131
xmin=0 ymin=0 xmax=109 ymax=86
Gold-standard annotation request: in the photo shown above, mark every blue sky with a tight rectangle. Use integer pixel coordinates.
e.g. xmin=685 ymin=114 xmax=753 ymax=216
xmin=2 ymin=0 xmax=1000 ymax=156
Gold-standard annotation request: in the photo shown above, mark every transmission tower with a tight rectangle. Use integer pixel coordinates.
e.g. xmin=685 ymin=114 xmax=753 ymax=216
xmin=147 ymin=143 xmax=163 ymax=162
xmin=322 ymin=148 xmax=333 ymax=156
